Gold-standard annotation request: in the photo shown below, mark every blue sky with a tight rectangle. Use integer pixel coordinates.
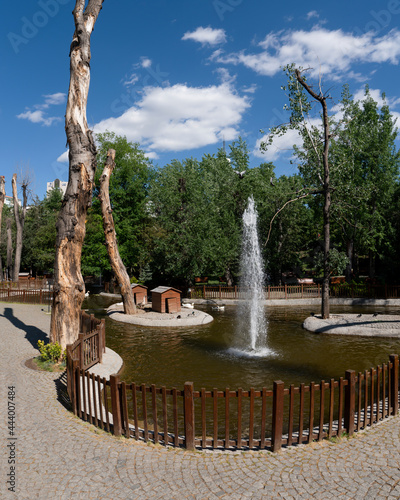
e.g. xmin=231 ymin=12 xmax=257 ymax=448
xmin=2 ymin=0 xmax=400 ymax=200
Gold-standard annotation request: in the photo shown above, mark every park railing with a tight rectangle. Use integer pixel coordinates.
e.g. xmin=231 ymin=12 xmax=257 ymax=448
xmin=66 ymin=311 xmax=106 ymax=407
xmin=0 ymin=288 xmax=53 ymax=305
xmin=0 ymin=278 xmax=48 ymax=290
xmin=66 ymin=348 xmax=400 ymax=451
xmin=191 ymin=284 xmax=400 ymax=301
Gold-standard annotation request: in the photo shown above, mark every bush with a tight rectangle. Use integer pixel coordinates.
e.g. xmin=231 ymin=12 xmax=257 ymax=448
xmin=37 ymin=340 xmax=63 ymax=363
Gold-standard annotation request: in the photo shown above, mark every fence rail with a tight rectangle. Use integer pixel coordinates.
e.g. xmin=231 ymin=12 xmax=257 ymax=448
xmin=66 ymin=311 xmax=106 ymax=403
xmin=0 ymin=288 xmax=53 ymax=305
xmin=66 ymin=347 xmax=400 ymax=451
xmin=0 ymin=279 xmax=48 ymax=290
xmin=191 ymin=284 xmax=400 ymax=301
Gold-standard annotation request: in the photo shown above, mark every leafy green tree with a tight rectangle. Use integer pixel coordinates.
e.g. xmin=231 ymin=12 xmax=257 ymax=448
xmin=21 ymin=188 xmax=63 ymax=275
xmin=82 ymin=131 xmax=154 ymax=280
xmin=149 ymin=157 xmax=211 ymax=286
xmin=329 ymin=86 xmax=400 ymax=280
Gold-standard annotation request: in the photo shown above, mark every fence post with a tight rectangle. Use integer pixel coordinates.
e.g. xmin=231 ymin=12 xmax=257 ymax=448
xmin=72 ymin=359 xmax=80 ymax=416
xmin=390 ymin=354 xmax=399 ymax=415
xmin=235 ymin=285 xmax=237 ymax=299
xmin=79 ymin=333 xmax=85 ymax=369
xmin=219 ymin=285 xmax=221 ymax=300
xmin=203 ymin=285 xmax=206 ymax=299
xmin=271 ymin=380 xmax=284 ymax=452
xmin=66 ymin=345 xmax=72 ymax=400
xmin=184 ymin=382 xmax=195 ymax=450
xmin=110 ymin=374 xmax=122 ymax=436
xmin=344 ymin=370 xmax=356 ymax=436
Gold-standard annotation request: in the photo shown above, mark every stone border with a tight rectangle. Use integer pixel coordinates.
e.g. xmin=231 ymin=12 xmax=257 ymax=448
xmin=106 ymin=303 xmax=214 ymax=327
xmin=303 ymin=314 xmax=400 ymax=337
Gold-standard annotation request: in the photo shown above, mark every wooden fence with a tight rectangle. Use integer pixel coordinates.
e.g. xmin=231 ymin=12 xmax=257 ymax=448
xmin=66 ymin=350 xmax=400 ymax=452
xmin=0 ymin=279 xmax=48 ymax=290
xmin=66 ymin=311 xmax=106 ymax=405
xmin=0 ymin=288 xmax=53 ymax=305
xmin=191 ymin=284 xmax=400 ymax=301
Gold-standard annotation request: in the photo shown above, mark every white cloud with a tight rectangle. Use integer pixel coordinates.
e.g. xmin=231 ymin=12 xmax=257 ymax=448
xmin=93 ymin=83 xmax=250 ymax=156
xmin=141 ymin=57 xmax=152 ymax=69
xmin=17 ymin=92 xmax=66 ymax=126
xmin=306 ymin=11 xmax=319 ymax=20
xmin=123 ymin=73 xmax=139 ymax=87
xmin=214 ymin=67 xmax=236 ymax=85
xmin=242 ymin=84 xmax=257 ymax=94
xmin=145 ymin=151 xmax=159 ymax=160
xmin=214 ymin=28 xmax=400 ymax=80
xmin=254 ymin=129 xmax=302 ymax=161
xmin=182 ymin=27 xmax=227 ymax=46
xmin=17 ymin=109 xmax=60 ymax=127
xmin=57 ymin=151 xmax=69 ymax=163
xmin=43 ymin=93 xmax=66 ymax=107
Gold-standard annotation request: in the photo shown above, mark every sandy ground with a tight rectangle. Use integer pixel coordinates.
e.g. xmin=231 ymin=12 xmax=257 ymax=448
xmin=106 ymin=302 xmax=214 ymax=326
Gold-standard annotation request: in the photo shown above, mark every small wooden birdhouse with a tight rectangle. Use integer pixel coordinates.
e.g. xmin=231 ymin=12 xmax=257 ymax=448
xmin=151 ymin=286 xmax=182 ymax=313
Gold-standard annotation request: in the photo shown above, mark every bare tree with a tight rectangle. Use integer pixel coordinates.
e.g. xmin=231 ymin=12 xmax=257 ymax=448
xmin=0 ymin=177 xmax=5 ymax=281
xmin=6 ymin=218 xmax=13 ymax=280
xmin=50 ymin=0 xmax=104 ymax=349
xmin=99 ymin=149 xmax=137 ymax=314
xmin=294 ymin=68 xmax=331 ymax=319
xmin=11 ymin=173 xmax=28 ymax=282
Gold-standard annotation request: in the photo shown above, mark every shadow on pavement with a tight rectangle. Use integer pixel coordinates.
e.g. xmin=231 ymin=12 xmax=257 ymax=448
xmin=1 ymin=306 xmax=48 ymax=349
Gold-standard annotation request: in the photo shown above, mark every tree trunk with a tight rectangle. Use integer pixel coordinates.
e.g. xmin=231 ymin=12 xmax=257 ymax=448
xmin=345 ymin=240 xmax=353 ymax=282
xmin=224 ymin=266 xmax=233 ymax=286
xmin=295 ymin=69 xmax=331 ymax=319
xmin=6 ymin=218 xmax=13 ymax=280
xmin=50 ymin=0 xmax=104 ymax=349
xmin=0 ymin=177 xmax=5 ymax=281
xmin=369 ymin=251 xmax=376 ymax=279
xmin=99 ymin=149 xmax=137 ymax=314
xmin=12 ymin=174 xmax=27 ymax=282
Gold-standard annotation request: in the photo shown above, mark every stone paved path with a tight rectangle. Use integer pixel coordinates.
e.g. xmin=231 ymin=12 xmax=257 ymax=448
xmin=2 ymin=303 xmax=400 ymax=499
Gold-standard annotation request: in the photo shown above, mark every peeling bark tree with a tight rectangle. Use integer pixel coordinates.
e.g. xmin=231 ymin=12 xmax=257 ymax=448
xmin=12 ymin=173 xmax=28 ymax=282
xmin=6 ymin=218 xmax=13 ymax=280
xmin=0 ymin=177 xmax=5 ymax=281
xmin=50 ymin=0 xmax=104 ymax=349
xmin=99 ymin=149 xmax=137 ymax=315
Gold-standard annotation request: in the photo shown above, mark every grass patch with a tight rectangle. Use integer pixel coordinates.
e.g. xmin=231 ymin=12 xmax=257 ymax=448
xmin=32 ymin=356 xmax=66 ymax=372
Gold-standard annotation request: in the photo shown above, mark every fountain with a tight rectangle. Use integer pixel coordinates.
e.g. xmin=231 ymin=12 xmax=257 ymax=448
xmin=234 ymin=196 xmax=271 ymax=356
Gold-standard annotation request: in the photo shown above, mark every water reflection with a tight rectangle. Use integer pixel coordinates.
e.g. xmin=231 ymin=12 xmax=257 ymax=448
xmin=83 ymin=295 xmax=400 ymax=390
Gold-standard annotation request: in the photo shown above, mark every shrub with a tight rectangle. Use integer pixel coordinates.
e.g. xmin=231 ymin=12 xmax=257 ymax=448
xmin=37 ymin=340 xmax=63 ymax=363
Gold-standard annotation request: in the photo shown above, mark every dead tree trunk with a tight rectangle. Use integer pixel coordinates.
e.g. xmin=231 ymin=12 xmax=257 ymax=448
xmin=295 ymin=69 xmax=331 ymax=319
xmin=6 ymin=218 xmax=13 ymax=281
xmin=12 ymin=174 xmax=28 ymax=282
xmin=99 ymin=150 xmax=137 ymax=314
xmin=0 ymin=177 xmax=5 ymax=281
xmin=50 ymin=0 xmax=104 ymax=349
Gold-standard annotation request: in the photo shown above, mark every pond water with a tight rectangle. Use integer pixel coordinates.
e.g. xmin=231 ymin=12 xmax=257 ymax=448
xmin=84 ymin=295 xmax=400 ymax=391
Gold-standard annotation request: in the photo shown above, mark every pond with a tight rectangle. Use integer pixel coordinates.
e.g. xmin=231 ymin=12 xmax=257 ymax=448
xmin=84 ymin=295 xmax=400 ymax=391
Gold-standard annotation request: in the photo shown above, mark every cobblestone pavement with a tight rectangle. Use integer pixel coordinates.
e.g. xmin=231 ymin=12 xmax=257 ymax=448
xmin=2 ymin=304 xmax=400 ymax=499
